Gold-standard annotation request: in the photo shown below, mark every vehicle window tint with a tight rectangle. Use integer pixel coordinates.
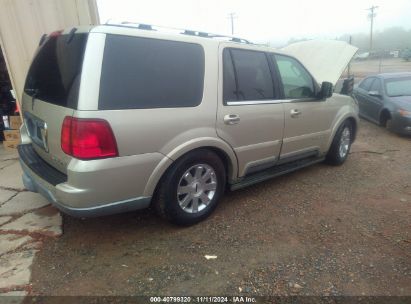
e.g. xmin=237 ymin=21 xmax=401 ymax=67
xmin=273 ymin=54 xmax=315 ymax=99
xmin=369 ymin=78 xmax=381 ymax=93
xmin=359 ymin=77 xmax=374 ymax=91
xmin=230 ymin=49 xmax=274 ymax=101
xmin=99 ymin=35 xmax=204 ymax=109
xmin=223 ymin=49 xmax=238 ymax=102
xmin=24 ymin=33 xmax=88 ymax=109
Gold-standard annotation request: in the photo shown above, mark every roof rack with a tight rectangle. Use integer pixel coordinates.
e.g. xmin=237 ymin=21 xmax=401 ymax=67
xmin=104 ymin=21 xmax=252 ymax=44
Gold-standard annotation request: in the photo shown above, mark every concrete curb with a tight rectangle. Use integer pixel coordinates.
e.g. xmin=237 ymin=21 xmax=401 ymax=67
xmin=0 ymin=148 xmax=62 ymax=301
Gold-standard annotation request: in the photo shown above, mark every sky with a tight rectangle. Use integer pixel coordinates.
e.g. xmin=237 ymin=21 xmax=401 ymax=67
xmin=97 ymin=0 xmax=411 ymax=45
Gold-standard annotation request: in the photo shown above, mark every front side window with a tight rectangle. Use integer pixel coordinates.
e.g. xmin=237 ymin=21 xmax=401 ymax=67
xmin=273 ymin=54 xmax=315 ymax=99
xmin=369 ymin=78 xmax=382 ymax=93
xmin=99 ymin=35 xmax=205 ymax=109
xmin=223 ymin=49 xmax=274 ymax=102
xmin=359 ymin=77 xmax=375 ymax=91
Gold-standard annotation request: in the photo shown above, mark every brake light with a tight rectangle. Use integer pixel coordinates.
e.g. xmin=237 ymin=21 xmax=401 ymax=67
xmin=49 ymin=30 xmax=63 ymax=37
xmin=61 ymin=117 xmax=118 ymax=160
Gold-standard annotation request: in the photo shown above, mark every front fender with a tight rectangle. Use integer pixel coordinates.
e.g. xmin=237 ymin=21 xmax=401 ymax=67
xmin=325 ymin=102 xmax=359 ymax=151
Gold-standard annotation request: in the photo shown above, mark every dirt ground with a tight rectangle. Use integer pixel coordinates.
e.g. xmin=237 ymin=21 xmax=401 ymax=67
xmin=27 ymin=119 xmax=410 ymax=298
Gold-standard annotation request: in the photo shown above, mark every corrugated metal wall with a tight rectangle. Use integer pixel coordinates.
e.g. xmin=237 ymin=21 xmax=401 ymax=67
xmin=0 ymin=0 xmax=100 ymax=105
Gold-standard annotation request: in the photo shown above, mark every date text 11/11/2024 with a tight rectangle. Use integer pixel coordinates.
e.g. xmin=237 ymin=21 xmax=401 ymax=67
xmin=149 ymin=296 xmax=257 ymax=303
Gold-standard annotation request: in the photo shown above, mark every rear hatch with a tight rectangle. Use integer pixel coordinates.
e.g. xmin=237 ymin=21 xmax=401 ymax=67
xmin=22 ymin=30 xmax=88 ymax=173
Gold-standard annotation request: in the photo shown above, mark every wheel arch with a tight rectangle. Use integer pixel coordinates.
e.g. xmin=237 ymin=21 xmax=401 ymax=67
xmin=143 ymin=138 xmax=238 ymax=197
xmin=346 ymin=116 xmax=358 ymax=142
xmin=326 ymin=114 xmax=359 ymax=152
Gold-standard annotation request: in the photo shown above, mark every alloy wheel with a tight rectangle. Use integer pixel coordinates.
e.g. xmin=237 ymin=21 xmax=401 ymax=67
xmin=339 ymin=127 xmax=351 ymax=158
xmin=177 ymin=164 xmax=217 ymax=213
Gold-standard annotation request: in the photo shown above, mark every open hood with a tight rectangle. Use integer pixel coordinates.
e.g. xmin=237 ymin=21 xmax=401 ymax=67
xmin=280 ymin=40 xmax=358 ymax=86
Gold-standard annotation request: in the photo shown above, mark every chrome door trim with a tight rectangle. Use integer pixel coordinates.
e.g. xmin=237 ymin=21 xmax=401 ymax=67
xmin=226 ymin=99 xmax=293 ymax=106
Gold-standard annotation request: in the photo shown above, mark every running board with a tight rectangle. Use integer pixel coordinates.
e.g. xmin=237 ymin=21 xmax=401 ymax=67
xmin=230 ymin=156 xmax=325 ymax=191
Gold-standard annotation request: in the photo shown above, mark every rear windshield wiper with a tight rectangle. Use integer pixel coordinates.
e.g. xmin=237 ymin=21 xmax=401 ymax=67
xmin=25 ymin=88 xmax=39 ymax=109
xmin=25 ymin=88 xmax=38 ymax=96
xmin=66 ymin=27 xmax=78 ymax=44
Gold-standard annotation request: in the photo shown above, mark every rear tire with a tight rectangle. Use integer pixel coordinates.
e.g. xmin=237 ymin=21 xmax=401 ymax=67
xmin=325 ymin=121 xmax=353 ymax=166
xmin=154 ymin=149 xmax=226 ymax=226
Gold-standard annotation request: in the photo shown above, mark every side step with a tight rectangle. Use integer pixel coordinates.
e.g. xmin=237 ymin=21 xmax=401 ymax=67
xmin=230 ymin=156 xmax=325 ymax=191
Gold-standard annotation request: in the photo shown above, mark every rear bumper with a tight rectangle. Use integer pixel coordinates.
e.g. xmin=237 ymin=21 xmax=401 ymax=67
xmin=18 ymin=144 xmax=152 ymax=217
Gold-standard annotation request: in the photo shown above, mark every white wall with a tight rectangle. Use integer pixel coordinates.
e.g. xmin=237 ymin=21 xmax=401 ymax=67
xmin=0 ymin=0 xmax=100 ymax=105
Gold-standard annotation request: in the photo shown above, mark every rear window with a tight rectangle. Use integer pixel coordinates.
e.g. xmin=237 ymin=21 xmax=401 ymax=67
xmin=99 ymin=35 xmax=205 ymax=110
xmin=24 ymin=33 xmax=88 ymax=109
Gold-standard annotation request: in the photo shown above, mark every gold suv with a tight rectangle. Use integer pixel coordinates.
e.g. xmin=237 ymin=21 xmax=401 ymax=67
xmin=18 ymin=23 xmax=359 ymax=225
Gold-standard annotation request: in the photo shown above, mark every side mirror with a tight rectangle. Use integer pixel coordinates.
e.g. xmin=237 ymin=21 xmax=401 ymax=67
xmin=368 ymin=91 xmax=381 ymax=98
xmin=319 ymin=81 xmax=333 ymax=100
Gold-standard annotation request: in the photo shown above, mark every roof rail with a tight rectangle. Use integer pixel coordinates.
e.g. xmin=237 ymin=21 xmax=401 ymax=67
xmin=104 ymin=21 xmax=252 ymax=44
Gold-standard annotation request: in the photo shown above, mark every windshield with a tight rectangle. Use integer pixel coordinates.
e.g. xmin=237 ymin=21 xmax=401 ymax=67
xmin=24 ymin=33 xmax=88 ymax=109
xmin=385 ymin=77 xmax=411 ymax=97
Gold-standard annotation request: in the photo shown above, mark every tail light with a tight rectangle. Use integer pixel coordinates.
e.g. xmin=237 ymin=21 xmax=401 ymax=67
xmin=61 ymin=117 xmax=118 ymax=160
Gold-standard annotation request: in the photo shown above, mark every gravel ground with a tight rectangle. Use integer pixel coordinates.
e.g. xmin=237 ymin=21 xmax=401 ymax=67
xmin=29 ymin=119 xmax=411 ymax=297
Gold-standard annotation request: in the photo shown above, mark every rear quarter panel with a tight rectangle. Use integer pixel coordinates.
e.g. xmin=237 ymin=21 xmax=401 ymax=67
xmin=76 ymin=29 xmax=238 ymax=196
xmin=79 ymin=29 xmax=219 ymax=155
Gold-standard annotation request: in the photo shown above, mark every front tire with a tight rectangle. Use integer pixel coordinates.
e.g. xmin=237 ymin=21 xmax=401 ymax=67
xmin=325 ymin=121 xmax=353 ymax=166
xmin=154 ymin=149 xmax=226 ymax=225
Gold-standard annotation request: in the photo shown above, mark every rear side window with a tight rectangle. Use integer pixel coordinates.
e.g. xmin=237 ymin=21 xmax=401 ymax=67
xmin=24 ymin=33 xmax=88 ymax=109
xmin=359 ymin=77 xmax=375 ymax=91
xmin=227 ymin=49 xmax=274 ymax=101
xmin=223 ymin=50 xmax=238 ymax=102
xmin=99 ymin=35 xmax=205 ymax=109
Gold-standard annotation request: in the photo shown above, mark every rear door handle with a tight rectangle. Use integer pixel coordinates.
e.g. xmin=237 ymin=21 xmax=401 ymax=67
xmin=290 ymin=109 xmax=301 ymax=118
xmin=224 ymin=114 xmax=240 ymax=125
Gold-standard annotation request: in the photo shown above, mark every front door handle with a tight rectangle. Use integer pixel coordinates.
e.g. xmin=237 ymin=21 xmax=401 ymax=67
xmin=224 ymin=114 xmax=240 ymax=125
xmin=290 ymin=109 xmax=301 ymax=118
